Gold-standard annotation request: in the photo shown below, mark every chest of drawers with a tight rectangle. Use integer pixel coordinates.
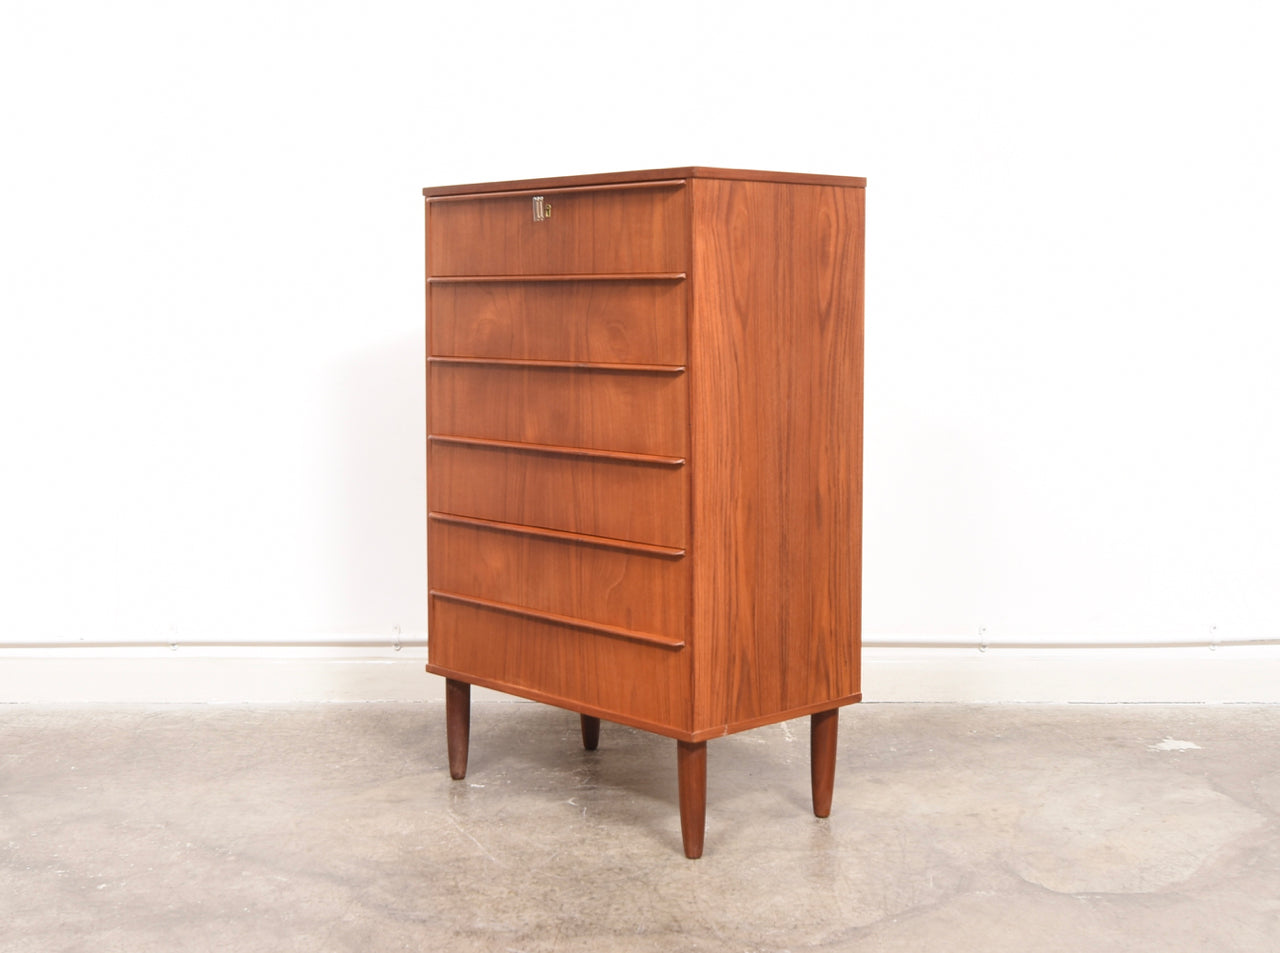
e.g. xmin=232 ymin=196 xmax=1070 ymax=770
xmin=423 ymin=167 xmax=865 ymax=857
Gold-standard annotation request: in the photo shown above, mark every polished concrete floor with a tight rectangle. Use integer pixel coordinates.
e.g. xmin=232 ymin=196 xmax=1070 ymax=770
xmin=2 ymin=703 xmax=1278 ymax=952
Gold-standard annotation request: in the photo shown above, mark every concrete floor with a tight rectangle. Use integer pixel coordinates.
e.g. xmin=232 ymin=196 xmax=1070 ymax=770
xmin=2 ymin=703 xmax=1278 ymax=952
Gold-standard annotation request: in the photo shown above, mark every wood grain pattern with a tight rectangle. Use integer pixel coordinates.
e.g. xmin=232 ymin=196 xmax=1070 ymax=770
xmin=429 ymin=517 xmax=689 ymax=639
xmin=428 ymin=440 xmax=688 ymax=549
xmin=430 ymin=278 xmax=687 ymax=365
xmin=429 ymin=596 xmax=690 ymax=732
xmin=428 ymin=185 xmax=687 ymax=276
xmin=429 ymin=363 xmax=688 ymax=457
xmin=688 ymin=178 xmax=864 ymax=730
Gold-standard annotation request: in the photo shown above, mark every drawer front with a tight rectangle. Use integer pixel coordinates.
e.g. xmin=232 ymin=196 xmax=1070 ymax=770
xmin=428 ymin=183 xmax=687 ymax=276
xmin=429 ymin=596 xmax=689 ymax=732
xmin=429 ymin=363 xmax=687 ymax=457
xmin=428 ymin=441 xmax=687 ymax=550
xmin=429 ymin=518 xmax=689 ymax=639
xmin=430 ymin=278 xmax=687 ymax=365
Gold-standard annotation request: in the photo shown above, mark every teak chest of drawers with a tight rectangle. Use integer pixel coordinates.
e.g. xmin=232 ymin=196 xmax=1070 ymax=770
xmin=423 ymin=166 xmax=864 ymax=857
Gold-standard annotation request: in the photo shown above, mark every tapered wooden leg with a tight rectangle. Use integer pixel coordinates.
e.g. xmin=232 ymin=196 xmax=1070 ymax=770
xmin=580 ymin=714 xmax=601 ymax=751
xmin=811 ymin=707 xmax=839 ymax=818
xmin=445 ymin=679 xmax=470 ymax=780
xmin=677 ymin=740 xmax=707 ymax=859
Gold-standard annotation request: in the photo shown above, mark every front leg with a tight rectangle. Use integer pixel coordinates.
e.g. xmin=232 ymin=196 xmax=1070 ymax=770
xmin=810 ymin=708 xmax=838 ymax=817
xmin=445 ymin=679 xmax=471 ymax=780
xmin=677 ymin=740 xmax=707 ymax=858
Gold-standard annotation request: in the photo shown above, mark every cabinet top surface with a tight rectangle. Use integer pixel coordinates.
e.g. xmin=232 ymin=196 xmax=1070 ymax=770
xmin=422 ymin=167 xmax=866 ymax=198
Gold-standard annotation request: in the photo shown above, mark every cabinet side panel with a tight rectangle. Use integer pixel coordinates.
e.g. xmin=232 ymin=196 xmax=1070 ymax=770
xmin=689 ymin=179 xmax=863 ymax=730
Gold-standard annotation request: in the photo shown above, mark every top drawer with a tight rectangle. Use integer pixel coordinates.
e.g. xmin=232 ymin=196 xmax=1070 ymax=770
xmin=427 ymin=181 xmax=687 ymax=277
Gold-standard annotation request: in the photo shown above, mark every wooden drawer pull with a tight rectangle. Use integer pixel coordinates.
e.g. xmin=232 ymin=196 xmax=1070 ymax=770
xmin=428 ymin=179 xmax=686 ymax=203
xmin=427 ymin=273 xmax=686 ymax=284
xmin=430 ymin=590 xmax=685 ymax=650
xmin=428 ymin=434 xmax=685 ymax=467
xmin=429 ymin=357 xmax=685 ymax=375
xmin=429 ymin=512 xmax=686 ymax=558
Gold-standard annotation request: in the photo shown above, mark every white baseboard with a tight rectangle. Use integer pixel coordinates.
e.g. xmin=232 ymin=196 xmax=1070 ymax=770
xmin=2 ymin=645 xmax=1277 ymax=704
xmin=861 ymin=646 xmax=1280 ymax=703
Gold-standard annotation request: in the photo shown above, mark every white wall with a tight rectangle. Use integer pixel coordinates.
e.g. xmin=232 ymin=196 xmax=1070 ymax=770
xmin=2 ymin=1 xmax=1278 ymax=701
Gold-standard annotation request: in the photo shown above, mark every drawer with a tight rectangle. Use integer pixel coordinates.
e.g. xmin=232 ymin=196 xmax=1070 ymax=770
xmin=428 ymin=595 xmax=690 ymax=732
xmin=428 ymin=439 xmax=688 ymax=549
xmin=429 ymin=362 xmax=687 ymax=457
xmin=429 ymin=277 xmax=687 ymax=365
xmin=427 ymin=182 xmax=687 ymax=276
xmin=429 ymin=516 xmax=689 ymax=639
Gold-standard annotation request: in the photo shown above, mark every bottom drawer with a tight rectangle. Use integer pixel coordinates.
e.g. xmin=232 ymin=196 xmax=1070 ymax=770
xmin=428 ymin=596 xmax=690 ymax=734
